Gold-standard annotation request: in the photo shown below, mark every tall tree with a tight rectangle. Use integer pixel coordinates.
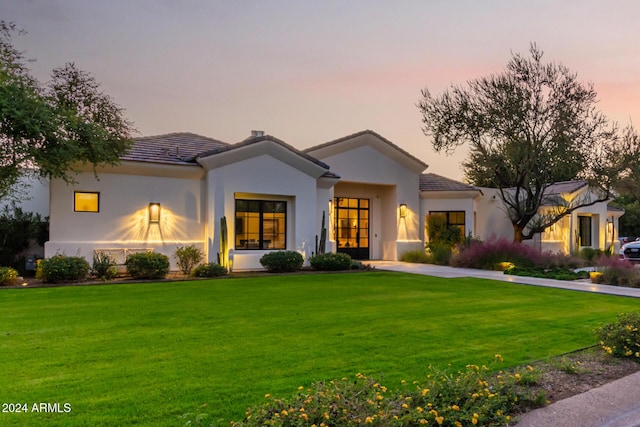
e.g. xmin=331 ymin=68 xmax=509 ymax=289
xmin=418 ymin=44 xmax=640 ymax=242
xmin=0 ymin=21 xmax=133 ymax=201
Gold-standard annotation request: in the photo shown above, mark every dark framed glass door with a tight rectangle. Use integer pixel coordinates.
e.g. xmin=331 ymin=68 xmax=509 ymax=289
xmin=334 ymin=197 xmax=369 ymax=259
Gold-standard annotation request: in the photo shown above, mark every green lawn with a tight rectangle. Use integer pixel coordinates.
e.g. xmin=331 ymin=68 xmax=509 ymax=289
xmin=1 ymin=271 xmax=639 ymax=426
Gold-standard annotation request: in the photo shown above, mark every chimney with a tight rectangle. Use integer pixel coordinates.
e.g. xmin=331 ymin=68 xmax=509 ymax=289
xmin=251 ymin=130 xmax=264 ymax=137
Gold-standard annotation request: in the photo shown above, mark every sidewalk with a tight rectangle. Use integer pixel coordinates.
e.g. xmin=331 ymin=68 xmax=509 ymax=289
xmin=366 ymin=261 xmax=640 ymax=426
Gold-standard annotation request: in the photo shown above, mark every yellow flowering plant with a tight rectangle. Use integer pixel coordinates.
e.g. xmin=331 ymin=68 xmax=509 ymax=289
xmin=231 ymin=359 xmax=545 ymax=427
xmin=595 ymin=312 xmax=640 ymax=362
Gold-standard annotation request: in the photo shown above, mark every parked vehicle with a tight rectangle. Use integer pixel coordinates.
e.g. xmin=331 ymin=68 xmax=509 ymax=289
xmin=619 ymin=238 xmax=640 ymax=261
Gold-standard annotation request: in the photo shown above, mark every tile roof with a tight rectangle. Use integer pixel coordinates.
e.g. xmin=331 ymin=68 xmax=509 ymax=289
xmin=420 ymin=173 xmax=480 ymax=192
xmin=122 ymin=132 xmax=228 ymax=165
xmin=543 ymin=180 xmax=588 ymax=195
xmin=197 ymin=134 xmax=331 ymax=170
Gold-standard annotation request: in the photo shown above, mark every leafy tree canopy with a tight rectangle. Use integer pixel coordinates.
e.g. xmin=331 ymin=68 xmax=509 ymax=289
xmin=418 ymin=43 xmax=640 ymax=242
xmin=0 ymin=21 xmax=134 ymax=201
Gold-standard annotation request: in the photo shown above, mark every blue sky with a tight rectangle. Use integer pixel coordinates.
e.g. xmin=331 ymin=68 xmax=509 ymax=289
xmin=5 ymin=0 xmax=640 ymax=179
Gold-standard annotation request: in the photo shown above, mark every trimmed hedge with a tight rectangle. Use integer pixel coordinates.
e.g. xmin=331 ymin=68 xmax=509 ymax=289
xmin=259 ymin=251 xmax=304 ymax=273
xmin=125 ymin=252 xmax=170 ymax=279
xmin=310 ymin=252 xmax=352 ymax=271
xmin=36 ymin=255 xmax=90 ymax=283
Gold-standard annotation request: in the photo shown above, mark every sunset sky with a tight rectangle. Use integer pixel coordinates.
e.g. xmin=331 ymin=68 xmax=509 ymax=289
xmin=5 ymin=0 xmax=640 ymax=180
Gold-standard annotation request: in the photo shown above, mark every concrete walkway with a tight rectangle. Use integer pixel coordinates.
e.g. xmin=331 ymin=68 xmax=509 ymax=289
xmin=366 ymin=261 xmax=640 ymax=427
xmin=367 ymin=260 xmax=640 ymax=298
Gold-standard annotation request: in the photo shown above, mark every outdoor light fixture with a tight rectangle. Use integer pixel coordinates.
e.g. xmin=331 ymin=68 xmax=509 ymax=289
xmin=399 ymin=203 xmax=407 ymax=218
xmin=149 ymin=203 xmax=161 ymax=223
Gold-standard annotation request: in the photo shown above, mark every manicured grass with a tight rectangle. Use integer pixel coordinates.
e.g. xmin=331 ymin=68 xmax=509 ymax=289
xmin=1 ymin=271 xmax=638 ymax=426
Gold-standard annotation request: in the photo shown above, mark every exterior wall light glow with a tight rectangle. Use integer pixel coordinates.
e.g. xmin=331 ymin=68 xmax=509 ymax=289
xmin=399 ymin=203 xmax=407 ymax=218
xmin=149 ymin=203 xmax=161 ymax=223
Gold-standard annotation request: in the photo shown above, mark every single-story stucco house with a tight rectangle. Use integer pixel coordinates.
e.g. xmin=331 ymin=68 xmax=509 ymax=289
xmin=38 ymin=130 xmax=622 ymax=270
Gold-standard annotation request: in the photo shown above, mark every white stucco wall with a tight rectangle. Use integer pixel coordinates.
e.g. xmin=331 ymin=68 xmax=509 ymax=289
xmin=205 ymin=154 xmax=320 ymax=270
xmin=46 ymin=169 xmax=205 ymax=269
xmin=312 ymin=143 xmax=423 ymax=260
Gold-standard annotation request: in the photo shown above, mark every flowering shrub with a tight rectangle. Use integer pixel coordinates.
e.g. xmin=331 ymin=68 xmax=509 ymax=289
xmin=0 ymin=266 xmax=18 ymax=286
xmin=125 ymin=252 xmax=170 ymax=279
xmin=451 ymin=238 xmax=586 ymax=272
xmin=310 ymin=252 xmax=352 ymax=271
xmin=36 ymin=255 xmax=90 ymax=283
xmin=232 ymin=357 xmax=544 ymax=427
xmin=596 ymin=313 xmax=640 ymax=361
xmin=260 ymin=251 xmax=304 ymax=273
xmin=451 ymin=238 xmax=543 ymax=270
xmin=192 ymin=262 xmax=227 ymax=277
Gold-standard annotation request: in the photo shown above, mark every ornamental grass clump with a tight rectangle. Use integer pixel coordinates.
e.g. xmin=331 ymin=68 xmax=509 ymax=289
xmin=174 ymin=245 xmax=204 ymax=275
xmin=596 ymin=312 xmax=640 ymax=361
xmin=593 ymin=256 xmax=640 ymax=287
xmin=232 ymin=357 xmax=544 ymax=427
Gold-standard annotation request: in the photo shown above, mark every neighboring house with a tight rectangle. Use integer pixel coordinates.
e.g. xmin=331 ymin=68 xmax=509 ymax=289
xmin=42 ymin=130 xmax=623 ymax=270
xmin=474 ymin=181 xmax=623 ymax=254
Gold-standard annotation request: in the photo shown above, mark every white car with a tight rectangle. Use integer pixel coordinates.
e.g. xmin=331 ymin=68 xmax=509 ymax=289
xmin=620 ymin=238 xmax=640 ymax=261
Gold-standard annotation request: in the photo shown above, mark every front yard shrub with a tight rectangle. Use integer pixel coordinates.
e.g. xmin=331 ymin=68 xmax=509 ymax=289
xmin=400 ymin=250 xmax=430 ymax=263
xmin=0 ymin=266 xmax=18 ymax=286
xmin=593 ymin=256 xmax=639 ymax=287
xmin=36 ymin=255 xmax=90 ymax=283
xmin=580 ymin=247 xmax=603 ymax=263
xmin=192 ymin=262 xmax=227 ymax=277
xmin=125 ymin=252 xmax=170 ymax=279
xmin=0 ymin=203 xmax=49 ymax=273
xmin=427 ymin=240 xmax=454 ymax=265
xmin=504 ymin=266 xmax=589 ymax=281
xmin=232 ymin=360 xmax=543 ymax=427
xmin=451 ymin=238 xmax=542 ymax=270
xmin=309 ymin=252 xmax=352 ymax=271
xmin=92 ymin=252 xmax=118 ymax=280
xmin=259 ymin=251 xmax=304 ymax=272
xmin=174 ymin=245 xmax=204 ymax=275
xmin=596 ymin=312 xmax=640 ymax=361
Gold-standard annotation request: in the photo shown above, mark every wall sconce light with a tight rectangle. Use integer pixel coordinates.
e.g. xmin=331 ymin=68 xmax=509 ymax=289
xmin=149 ymin=203 xmax=161 ymax=223
xmin=399 ymin=203 xmax=407 ymax=218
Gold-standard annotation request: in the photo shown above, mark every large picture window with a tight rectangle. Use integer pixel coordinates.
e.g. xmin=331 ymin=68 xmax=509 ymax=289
xmin=74 ymin=191 xmax=100 ymax=212
xmin=235 ymin=199 xmax=286 ymax=250
xmin=428 ymin=211 xmax=465 ymax=236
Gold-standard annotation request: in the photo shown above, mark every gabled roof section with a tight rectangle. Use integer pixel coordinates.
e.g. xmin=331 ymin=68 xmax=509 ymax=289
xmin=197 ymin=134 xmax=334 ymax=179
xmin=420 ymin=173 xmax=480 ymax=192
xmin=122 ymin=132 xmax=228 ymax=165
xmin=304 ymin=130 xmax=428 ymax=174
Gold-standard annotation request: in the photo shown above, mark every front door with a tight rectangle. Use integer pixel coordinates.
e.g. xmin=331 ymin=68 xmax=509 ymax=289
xmin=334 ymin=197 xmax=369 ymax=260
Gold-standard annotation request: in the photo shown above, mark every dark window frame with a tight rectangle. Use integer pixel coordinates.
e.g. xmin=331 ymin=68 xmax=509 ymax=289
xmin=235 ymin=199 xmax=287 ymax=250
xmin=578 ymin=215 xmax=592 ymax=246
xmin=74 ymin=191 xmax=100 ymax=213
xmin=428 ymin=211 xmax=465 ymax=229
